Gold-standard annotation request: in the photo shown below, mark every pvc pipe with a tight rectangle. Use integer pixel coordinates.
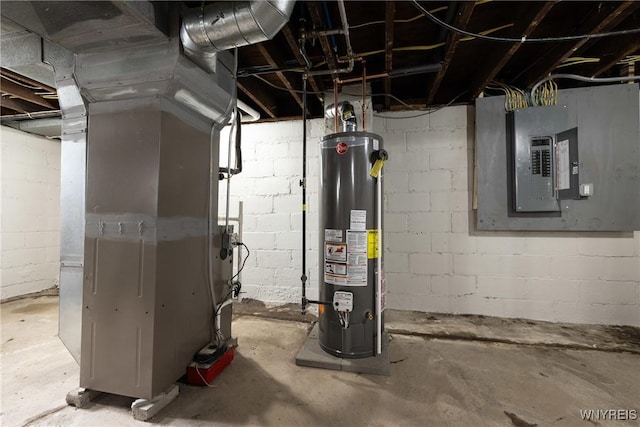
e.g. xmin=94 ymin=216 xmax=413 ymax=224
xmin=237 ymin=99 xmax=261 ymax=122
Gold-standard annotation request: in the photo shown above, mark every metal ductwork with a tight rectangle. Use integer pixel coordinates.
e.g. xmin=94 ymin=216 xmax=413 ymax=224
xmin=1 ymin=0 xmax=294 ymax=401
xmin=181 ymin=1 xmax=295 ymax=52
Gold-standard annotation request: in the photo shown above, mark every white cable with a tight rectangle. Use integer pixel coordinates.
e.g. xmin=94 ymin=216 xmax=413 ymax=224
xmin=195 ymin=364 xmax=218 ymax=388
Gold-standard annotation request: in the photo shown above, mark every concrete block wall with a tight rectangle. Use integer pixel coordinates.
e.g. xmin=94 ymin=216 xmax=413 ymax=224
xmin=1 ymin=126 xmax=61 ymax=300
xmin=219 ymin=105 xmax=640 ymax=326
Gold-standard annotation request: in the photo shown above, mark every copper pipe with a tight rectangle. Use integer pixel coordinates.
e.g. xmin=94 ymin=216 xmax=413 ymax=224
xmin=336 ymin=72 xmax=388 ymax=85
xmin=362 ymin=60 xmax=366 ymax=131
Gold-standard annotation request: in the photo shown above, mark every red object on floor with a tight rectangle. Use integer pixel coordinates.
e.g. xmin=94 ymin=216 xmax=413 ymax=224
xmin=187 ymin=346 xmax=235 ymax=386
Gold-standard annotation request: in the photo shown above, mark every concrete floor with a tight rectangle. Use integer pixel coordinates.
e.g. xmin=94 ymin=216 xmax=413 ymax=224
xmin=1 ymin=296 xmax=639 ymax=426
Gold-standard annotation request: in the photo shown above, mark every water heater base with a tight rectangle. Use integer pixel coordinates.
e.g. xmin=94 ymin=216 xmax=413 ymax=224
xmin=295 ymin=323 xmax=390 ymax=376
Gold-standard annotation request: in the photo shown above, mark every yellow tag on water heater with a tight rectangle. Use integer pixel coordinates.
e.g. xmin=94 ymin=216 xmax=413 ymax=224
xmin=367 ymin=229 xmax=379 ymax=259
xmin=369 ymin=159 xmax=386 ymax=178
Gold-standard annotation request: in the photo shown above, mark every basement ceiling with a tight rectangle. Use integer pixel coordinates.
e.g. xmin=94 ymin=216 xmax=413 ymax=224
xmin=1 ymin=1 xmax=639 ymax=122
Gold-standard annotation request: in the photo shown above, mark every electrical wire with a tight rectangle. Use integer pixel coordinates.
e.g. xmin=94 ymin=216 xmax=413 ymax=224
xmin=349 ymin=5 xmax=448 ymax=30
xmin=195 ymin=364 xmax=219 ymax=388
xmin=212 ymin=242 xmax=250 ymax=319
xmin=251 ymin=74 xmax=325 ymax=95
xmin=531 ymin=73 xmax=640 ymax=106
xmin=411 ymin=0 xmax=640 ymax=43
xmin=372 ymin=90 xmax=470 ymax=119
xmin=230 ymin=242 xmax=250 ymax=284
xmin=348 ymin=23 xmax=516 ymax=60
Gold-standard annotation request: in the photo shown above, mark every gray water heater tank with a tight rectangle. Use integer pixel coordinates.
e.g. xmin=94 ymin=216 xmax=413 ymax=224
xmin=318 ymin=131 xmax=385 ymax=358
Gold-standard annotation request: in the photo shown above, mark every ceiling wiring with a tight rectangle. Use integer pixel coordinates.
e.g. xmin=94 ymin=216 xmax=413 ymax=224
xmin=556 ymin=57 xmax=601 ymax=69
xmin=531 ymin=73 xmax=640 ymax=106
xmin=373 ymin=90 xmax=470 ymax=119
xmin=618 ymin=55 xmax=640 ymax=65
xmin=349 ymin=22 xmax=517 ymax=60
xmin=251 ymin=74 xmax=325 ymax=95
xmin=411 ymin=0 xmax=640 ymax=43
xmin=348 ymin=5 xmax=448 ymax=31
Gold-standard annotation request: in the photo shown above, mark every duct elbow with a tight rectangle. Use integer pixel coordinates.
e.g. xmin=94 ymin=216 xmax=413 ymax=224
xmin=181 ymin=0 xmax=295 ymax=54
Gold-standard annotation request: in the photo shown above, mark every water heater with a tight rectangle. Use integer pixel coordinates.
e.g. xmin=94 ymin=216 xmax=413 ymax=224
xmin=318 ymin=129 xmax=386 ymax=358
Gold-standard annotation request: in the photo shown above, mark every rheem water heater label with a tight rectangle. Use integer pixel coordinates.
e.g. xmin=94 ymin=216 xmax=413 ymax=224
xmin=324 ymin=229 xmax=343 ymax=242
xmin=350 ymin=210 xmax=367 ymax=230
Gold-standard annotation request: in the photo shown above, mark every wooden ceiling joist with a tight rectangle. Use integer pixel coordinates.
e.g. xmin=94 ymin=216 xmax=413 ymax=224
xmin=0 ymin=96 xmax=37 ymax=114
xmin=0 ymin=77 xmax=56 ymax=109
xmin=591 ymin=40 xmax=640 ymax=77
xmin=426 ymin=2 xmax=476 ymax=105
xmin=471 ymin=1 xmax=555 ymax=99
xmin=237 ymin=79 xmax=278 ymax=119
xmin=1 ymin=68 xmax=55 ymax=93
xmin=383 ymin=1 xmax=395 ymax=110
xmin=255 ymin=43 xmax=305 ymax=112
xmin=522 ymin=1 xmax=639 ymax=87
xmin=306 ymin=2 xmax=338 ymax=70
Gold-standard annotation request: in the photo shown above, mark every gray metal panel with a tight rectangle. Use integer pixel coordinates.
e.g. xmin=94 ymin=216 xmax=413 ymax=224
xmin=477 ymin=84 xmax=640 ymax=231
xmin=318 ymin=132 xmax=383 ymax=358
xmin=79 ymin=104 xmax=223 ymax=399
xmin=511 ymin=105 xmax=568 ymax=212
xmin=58 ymin=73 xmax=87 ymax=364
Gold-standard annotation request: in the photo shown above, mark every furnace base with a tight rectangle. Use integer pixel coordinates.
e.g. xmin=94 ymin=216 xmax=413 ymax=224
xmin=295 ymin=323 xmax=390 ymax=376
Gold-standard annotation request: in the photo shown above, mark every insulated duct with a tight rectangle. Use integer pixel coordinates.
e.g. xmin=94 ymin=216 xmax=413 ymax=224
xmin=181 ymin=1 xmax=295 ymax=71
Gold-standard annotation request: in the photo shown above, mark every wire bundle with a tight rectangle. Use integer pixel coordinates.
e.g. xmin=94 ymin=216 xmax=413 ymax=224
xmin=532 ymin=79 xmax=558 ymax=107
xmin=489 ymin=82 xmax=529 ymax=111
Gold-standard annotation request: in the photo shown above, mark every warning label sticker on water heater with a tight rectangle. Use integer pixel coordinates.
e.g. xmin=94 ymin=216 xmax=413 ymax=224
xmin=347 ymin=230 xmax=367 ymax=253
xmin=325 ymin=262 xmax=347 ymax=276
xmin=324 ymin=229 xmax=343 ymax=242
xmin=325 ymin=242 xmax=347 ymax=262
xmin=350 ymin=210 xmax=367 ymax=231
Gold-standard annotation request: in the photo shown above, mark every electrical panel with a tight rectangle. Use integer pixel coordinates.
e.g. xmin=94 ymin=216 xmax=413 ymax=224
xmin=509 ymin=105 xmax=582 ymax=213
xmin=476 ymin=83 xmax=640 ymax=232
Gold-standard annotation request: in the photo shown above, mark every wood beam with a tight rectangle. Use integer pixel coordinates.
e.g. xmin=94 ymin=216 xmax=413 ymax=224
xmin=383 ymin=1 xmax=395 ymax=110
xmin=522 ymin=1 xmax=639 ymax=87
xmin=0 ymin=77 xmax=56 ymax=109
xmin=281 ymin=24 xmax=324 ymax=97
xmin=591 ymin=40 xmax=640 ymax=77
xmin=237 ymin=79 xmax=277 ymax=119
xmin=306 ymin=1 xmax=338 ymax=70
xmin=426 ymin=2 xmax=475 ymax=105
xmin=471 ymin=1 xmax=555 ymax=99
xmin=0 ymin=68 xmax=56 ymax=93
xmin=255 ymin=43 xmax=305 ymax=112
xmin=0 ymin=96 xmax=38 ymax=114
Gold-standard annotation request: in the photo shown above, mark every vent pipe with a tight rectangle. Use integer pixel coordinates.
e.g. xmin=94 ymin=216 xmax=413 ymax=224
xmin=181 ymin=1 xmax=295 ymax=71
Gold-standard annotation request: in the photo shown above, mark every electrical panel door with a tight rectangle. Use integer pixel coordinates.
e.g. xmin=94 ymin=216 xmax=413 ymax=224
xmin=509 ymin=106 xmax=568 ymax=212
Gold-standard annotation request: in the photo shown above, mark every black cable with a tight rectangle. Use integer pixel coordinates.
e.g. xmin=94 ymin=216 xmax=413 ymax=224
xmin=214 ymin=243 xmax=250 ymax=318
xmin=411 ymin=0 xmax=640 ymax=43
xmin=252 ymin=74 xmax=325 ymax=95
xmin=231 ymin=242 xmax=250 ymax=283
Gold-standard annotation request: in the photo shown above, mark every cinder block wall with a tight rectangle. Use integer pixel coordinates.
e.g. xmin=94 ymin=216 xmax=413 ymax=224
xmin=1 ymin=126 xmax=61 ymax=300
xmin=221 ymin=105 xmax=639 ymax=326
